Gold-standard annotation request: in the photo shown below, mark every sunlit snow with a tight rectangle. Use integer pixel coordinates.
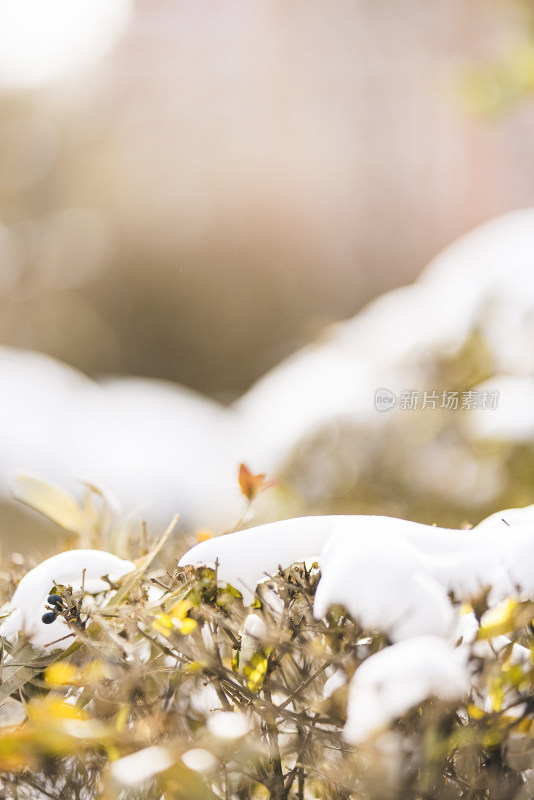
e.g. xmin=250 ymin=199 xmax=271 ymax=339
xmin=111 ymin=745 xmax=173 ymax=786
xmin=207 ymin=711 xmax=251 ymax=741
xmin=343 ymin=636 xmax=469 ymax=743
xmin=0 ymin=548 xmax=134 ymax=649
xmin=179 ymin=504 xmax=534 ymax=742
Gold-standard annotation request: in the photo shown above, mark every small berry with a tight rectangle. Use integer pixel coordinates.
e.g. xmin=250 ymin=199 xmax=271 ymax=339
xmin=47 ymin=594 xmax=63 ymax=608
xmin=42 ymin=611 xmax=57 ymax=625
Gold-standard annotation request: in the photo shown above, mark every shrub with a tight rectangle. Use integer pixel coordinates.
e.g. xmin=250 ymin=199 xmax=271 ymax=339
xmin=1 ymin=537 xmax=534 ymax=800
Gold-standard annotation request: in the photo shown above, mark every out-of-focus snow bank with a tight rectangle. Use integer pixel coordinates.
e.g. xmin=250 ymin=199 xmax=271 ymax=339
xmin=1 ymin=208 xmax=534 ymax=530
xmin=0 ymin=349 xmax=244 ymax=530
xmin=237 ymin=208 xmax=534 ymax=464
xmin=237 ymin=207 xmax=534 ymax=524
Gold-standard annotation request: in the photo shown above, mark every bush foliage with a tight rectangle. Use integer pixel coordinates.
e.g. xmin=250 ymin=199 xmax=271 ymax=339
xmin=1 ymin=529 xmax=534 ymax=800
xmin=2 ymin=476 xmax=534 ymax=800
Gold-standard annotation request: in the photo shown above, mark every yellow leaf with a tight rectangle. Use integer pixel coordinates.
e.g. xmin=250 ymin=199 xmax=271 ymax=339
xmin=107 ymin=745 xmax=121 ymax=762
xmin=0 ymin=730 xmax=35 ymax=771
xmin=184 ymin=661 xmax=205 ymax=673
xmin=170 ymin=599 xmax=193 ymax=621
xmin=478 ymin=598 xmax=518 ymax=639
xmin=27 ymin=697 xmax=86 ymax=722
xmin=489 ymin=681 xmax=504 ymax=712
xmin=152 ymin=614 xmax=173 ymax=637
xmin=45 ymin=662 xmax=78 ymax=686
xmin=116 ymin=704 xmax=130 ymax=732
xmin=244 ymin=653 xmax=268 ymax=692
xmin=179 ymin=618 xmax=197 ymax=635
xmin=13 ymin=475 xmax=88 ymax=534
xmin=505 ymin=663 xmax=526 ymax=689
xmin=467 ymin=703 xmax=486 ymax=719
xmin=517 ymin=717 xmax=533 ymax=734
xmin=482 ymin=728 xmax=503 ymax=748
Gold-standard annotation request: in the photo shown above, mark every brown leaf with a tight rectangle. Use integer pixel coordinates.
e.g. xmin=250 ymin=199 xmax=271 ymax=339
xmin=238 ymin=463 xmax=278 ymax=501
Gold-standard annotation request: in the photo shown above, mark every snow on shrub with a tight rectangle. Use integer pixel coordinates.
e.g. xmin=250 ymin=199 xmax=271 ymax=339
xmin=2 ymin=485 xmax=534 ymax=798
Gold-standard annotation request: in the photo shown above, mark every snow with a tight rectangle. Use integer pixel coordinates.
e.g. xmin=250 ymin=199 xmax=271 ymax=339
xmin=242 ymin=613 xmax=267 ymax=641
xmin=237 ymin=208 xmax=534 ymax=471
xmin=343 ymin=636 xmax=469 ymax=743
xmin=179 ymin=509 xmax=534 ymax=640
xmin=178 ymin=515 xmax=338 ymax=604
xmin=0 ymin=549 xmax=134 ymax=649
xmin=474 ymin=503 xmax=534 ymax=530
xmin=3 ymin=209 xmax=534 ymax=740
xmin=181 ymin=748 xmax=218 ymax=773
xmin=5 ymin=507 xmax=534 ymax=742
xmin=313 ymin=531 xmax=456 ymax=641
xmin=187 ymin=682 xmax=223 ymax=717
xmin=207 ymin=711 xmax=251 ymax=741
xmin=0 ymin=347 xmax=243 ymax=530
xmin=465 ymin=376 xmax=534 ymax=442
xmin=322 ymin=669 xmax=347 ymax=699
xmin=0 ymin=697 xmax=27 ymax=728
xmin=111 ymin=745 xmax=173 ymax=786
xmin=179 ymin=502 xmax=534 ymax=741
xmin=91 ymin=376 xmax=242 ymax=526
xmin=1 ymin=209 xmax=534 ymax=529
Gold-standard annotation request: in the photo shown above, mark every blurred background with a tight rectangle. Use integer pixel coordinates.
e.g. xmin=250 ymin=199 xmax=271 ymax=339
xmin=2 ymin=0 xmax=534 ymax=556
xmin=1 ymin=0 xmax=534 ymax=401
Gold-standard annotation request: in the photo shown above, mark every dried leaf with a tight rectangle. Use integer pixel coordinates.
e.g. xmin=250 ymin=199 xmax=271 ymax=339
xmin=238 ymin=463 xmax=278 ymax=501
xmin=0 ymin=643 xmax=51 ymax=704
xmin=13 ymin=475 xmax=89 ymax=535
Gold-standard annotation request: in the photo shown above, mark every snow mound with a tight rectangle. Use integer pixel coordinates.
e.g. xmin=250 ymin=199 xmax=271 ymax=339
xmin=0 ymin=549 xmax=134 ymax=649
xmin=313 ymin=531 xmax=455 ymax=640
xmin=179 ymin=508 xmax=534 ymax=640
xmin=343 ymin=636 xmax=469 ymax=743
xmin=2 ymin=209 xmax=534 ymax=527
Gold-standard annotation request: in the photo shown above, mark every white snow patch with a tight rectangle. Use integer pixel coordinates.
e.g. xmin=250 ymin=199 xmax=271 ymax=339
xmin=0 ymin=549 xmax=134 ymax=649
xmin=1 ymin=210 xmax=534 ymax=528
xmin=313 ymin=530 xmax=456 ymax=641
xmin=179 ymin=509 xmax=534 ymax=641
xmin=344 ymin=636 xmax=469 ymax=743
xmin=188 ymin=682 xmax=223 ymax=716
xmin=465 ymin=376 xmax=534 ymax=443
xmin=111 ymin=745 xmax=173 ymax=786
xmin=178 ymin=515 xmax=339 ymax=604
xmin=242 ymin=613 xmax=266 ymax=641
xmin=475 ymin=503 xmax=534 ymax=531
xmin=323 ymin=669 xmax=347 ymax=700
xmin=207 ymin=711 xmax=251 ymax=741
xmin=181 ymin=748 xmax=218 ymax=773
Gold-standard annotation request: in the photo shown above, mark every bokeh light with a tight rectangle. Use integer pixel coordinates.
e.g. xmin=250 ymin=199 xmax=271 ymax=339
xmin=0 ymin=0 xmax=132 ymax=90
